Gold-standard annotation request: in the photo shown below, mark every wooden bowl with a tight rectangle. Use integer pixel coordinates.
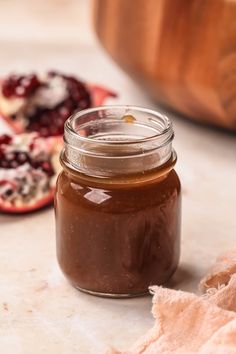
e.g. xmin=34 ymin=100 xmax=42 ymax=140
xmin=94 ymin=0 xmax=236 ymax=131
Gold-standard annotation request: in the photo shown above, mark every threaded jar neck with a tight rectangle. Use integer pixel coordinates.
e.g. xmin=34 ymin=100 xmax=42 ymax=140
xmin=63 ymin=106 xmax=175 ymax=178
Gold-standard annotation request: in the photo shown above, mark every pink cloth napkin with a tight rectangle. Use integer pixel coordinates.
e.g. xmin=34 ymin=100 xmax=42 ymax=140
xmin=111 ymin=249 xmax=236 ymax=354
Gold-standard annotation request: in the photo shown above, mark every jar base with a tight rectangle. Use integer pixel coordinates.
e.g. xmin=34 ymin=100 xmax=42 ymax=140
xmin=73 ymin=284 xmax=150 ymax=298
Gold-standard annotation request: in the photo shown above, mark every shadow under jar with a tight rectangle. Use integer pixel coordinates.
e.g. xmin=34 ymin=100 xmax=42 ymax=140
xmin=55 ymin=106 xmax=181 ymax=298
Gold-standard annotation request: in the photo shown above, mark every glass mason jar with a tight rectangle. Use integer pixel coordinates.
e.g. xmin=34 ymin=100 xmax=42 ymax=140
xmin=55 ymin=106 xmax=181 ymax=298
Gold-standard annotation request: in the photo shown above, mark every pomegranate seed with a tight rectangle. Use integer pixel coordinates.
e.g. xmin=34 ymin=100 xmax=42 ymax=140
xmin=59 ymin=107 xmax=69 ymax=118
xmin=15 ymin=86 xmax=26 ymax=97
xmin=39 ymin=127 xmax=49 ymax=137
xmin=10 ymin=161 xmax=18 ymax=168
xmin=49 ymin=126 xmax=59 ymax=135
xmin=0 ymin=151 xmax=30 ymax=169
xmin=1 ymin=161 xmax=8 ymax=168
xmin=2 ymin=85 xmax=12 ymax=98
xmin=32 ymin=159 xmax=54 ymax=177
xmin=18 ymin=153 xmax=28 ymax=163
xmin=0 ymin=134 xmax=12 ymax=145
xmin=29 ymin=142 xmax=35 ymax=151
xmin=6 ymin=152 xmax=14 ymax=160
xmin=40 ymin=113 xmax=50 ymax=125
xmin=2 ymin=73 xmax=41 ymax=98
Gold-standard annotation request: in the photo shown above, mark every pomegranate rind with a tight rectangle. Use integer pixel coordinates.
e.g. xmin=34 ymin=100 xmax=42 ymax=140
xmin=0 ymin=188 xmax=55 ymax=214
xmin=88 ymin=84 xmax=117 ymax=107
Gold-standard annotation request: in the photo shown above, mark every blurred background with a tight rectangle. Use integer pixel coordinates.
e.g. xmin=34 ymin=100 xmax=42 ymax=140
xmin=1 ymin=0 xmax=236 ymax=131
xmin=0 ymin=0 xmax=94 ymax=44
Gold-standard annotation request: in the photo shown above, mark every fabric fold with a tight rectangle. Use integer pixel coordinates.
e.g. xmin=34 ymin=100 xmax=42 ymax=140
xmin=110 ymin=249 xmax=236 ymax=354
xmin=200 ymin=249 xmax=236 ymax=291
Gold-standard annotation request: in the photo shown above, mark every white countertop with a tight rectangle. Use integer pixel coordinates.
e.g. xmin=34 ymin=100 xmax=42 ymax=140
xmin=0 ymin=7 xmax=236 ymax=352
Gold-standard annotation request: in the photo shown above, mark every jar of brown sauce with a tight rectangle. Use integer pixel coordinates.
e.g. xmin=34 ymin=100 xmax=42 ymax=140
xmin=55 ymin=106 xmax=181 ymax=297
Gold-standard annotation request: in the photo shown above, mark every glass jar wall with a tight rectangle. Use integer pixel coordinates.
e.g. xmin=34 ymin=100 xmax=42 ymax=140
xmin=55 ymin=106 xmax=181 ymax=297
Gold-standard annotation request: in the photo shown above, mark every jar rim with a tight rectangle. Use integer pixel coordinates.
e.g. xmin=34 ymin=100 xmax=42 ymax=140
xmin=63 ymin=106 xmax=175 ymax=177
xmin=65 ymin=105 xmax=173 ymax=146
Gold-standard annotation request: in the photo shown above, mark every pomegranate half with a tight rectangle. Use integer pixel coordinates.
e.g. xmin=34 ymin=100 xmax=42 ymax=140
xmin=0 ymin=71 xmax=116 ymax=137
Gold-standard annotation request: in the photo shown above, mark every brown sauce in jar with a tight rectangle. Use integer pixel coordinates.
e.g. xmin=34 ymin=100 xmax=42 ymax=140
xmin=55 ymin=159 xmax=181 ymax=296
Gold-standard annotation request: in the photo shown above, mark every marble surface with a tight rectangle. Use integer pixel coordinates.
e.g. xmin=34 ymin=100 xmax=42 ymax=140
xmin=0 ymin=7 xmax=236 ymax=353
